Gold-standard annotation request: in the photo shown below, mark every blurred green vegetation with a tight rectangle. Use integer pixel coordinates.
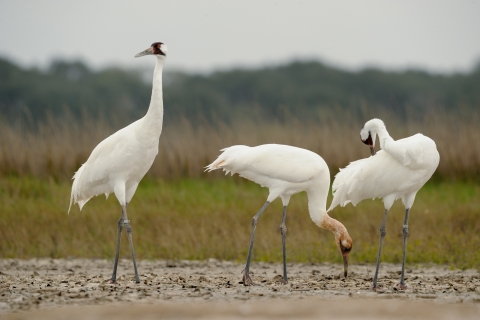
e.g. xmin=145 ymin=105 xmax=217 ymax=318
xmin=1 ymin=176 xmax=478 ymax=268
xmin=1 ymin=57 xmax=479 ymax=123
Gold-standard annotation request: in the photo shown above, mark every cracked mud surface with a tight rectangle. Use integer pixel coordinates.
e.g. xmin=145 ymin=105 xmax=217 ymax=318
xmin=0 ymin=259 xmax=479 ymax=319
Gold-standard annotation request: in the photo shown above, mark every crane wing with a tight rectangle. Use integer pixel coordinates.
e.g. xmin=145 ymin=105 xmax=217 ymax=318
xmin=383 ymin=134 xmax=434 ymax=169
xmin=328 ymin=150 xmax=426 ymax=211
xmin=206 ymin=144 xmax=325 ymax=184
xmin=69 ymin=129 xmax=132 ymax=211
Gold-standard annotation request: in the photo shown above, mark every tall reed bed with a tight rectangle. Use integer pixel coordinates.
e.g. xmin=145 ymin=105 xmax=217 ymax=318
xmin=1 ymin=108 xmax=479 ymax=181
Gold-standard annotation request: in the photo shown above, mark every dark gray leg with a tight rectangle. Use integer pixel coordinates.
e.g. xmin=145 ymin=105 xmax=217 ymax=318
xmin=123 ymin=206 xmax=140 ymax=284
xmin=398 ymin=208 xmax=410 ymax=289
xmin=243 ymin=201 xmax=270 ymax=286
xmin=372 ymin=209 xmax=389 ymax=290
xmin=280 ymin=206 xmax=288 ymax=284
xmin=110 ymin=212 xmax=124 ymax=283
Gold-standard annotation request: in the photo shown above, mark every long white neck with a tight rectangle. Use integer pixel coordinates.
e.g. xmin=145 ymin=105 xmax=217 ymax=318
xmin=375 ymin=126 xmax=393 ymax=150
xmin=143 ymin=56 xmax=165 ymax=136
xmin=307 ymin=180 xmax=348 ymax=239
xmin=306 ymin=180 xmax=330 ymax=230
xmin=307 ymin=188 xmax=328 ymax=226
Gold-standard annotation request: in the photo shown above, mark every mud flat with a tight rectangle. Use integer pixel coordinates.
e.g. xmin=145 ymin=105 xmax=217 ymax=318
xmin=1 ymin=259 xmax=479 ymax=319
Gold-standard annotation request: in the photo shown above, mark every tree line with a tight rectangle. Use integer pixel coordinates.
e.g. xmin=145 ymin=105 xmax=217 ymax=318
xmin=1 ymin=57 xmax=479 ymax=124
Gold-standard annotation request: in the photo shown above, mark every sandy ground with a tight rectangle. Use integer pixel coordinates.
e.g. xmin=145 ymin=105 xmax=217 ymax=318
xmin=0 ymin=259 xmax=479 ymax=319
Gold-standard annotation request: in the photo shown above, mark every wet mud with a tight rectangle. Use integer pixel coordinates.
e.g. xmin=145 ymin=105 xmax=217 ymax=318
xmin=0 ymin=259 xmax=479 ymax=319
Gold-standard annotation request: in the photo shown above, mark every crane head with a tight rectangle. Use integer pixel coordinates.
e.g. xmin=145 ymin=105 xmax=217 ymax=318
xmin=135 ymin=42 xmax=168 ymax=58
xmin=324 ymin=217 xmax=353 ymax=278
xmin=337 ymin=236 xmax=352 ymax=278
xmin=360 ymin=118 xmax=386 ymax=156
xmin=360 ymin=130 xmax=376 ymax=156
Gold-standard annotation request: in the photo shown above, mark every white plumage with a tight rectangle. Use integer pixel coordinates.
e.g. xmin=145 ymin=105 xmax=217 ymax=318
xmin=328 ymin=118 xmax=440 ymax=290
xmin=69 ymin=119 xmax=160 ymax=210
xmin=329 ymin=135 xmax=438 ymax=210
xmin=207 ymin=144 xmax=325 ymax=189
xmin=69 ymin=42 xmax=168 ymax=284
xmin=207 ymin=144 xmax=352 ymax=285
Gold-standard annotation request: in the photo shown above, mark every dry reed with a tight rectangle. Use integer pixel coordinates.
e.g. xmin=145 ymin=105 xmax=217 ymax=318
xmin=1 ymin=108 xmax=479 ymax=181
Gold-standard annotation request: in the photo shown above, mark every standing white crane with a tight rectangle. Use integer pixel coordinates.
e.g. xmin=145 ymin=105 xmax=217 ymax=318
xmin=328 ymin=118 xmax=440 ymax=290
xmin=206 ymin=144 xmax=353 ymax=285
xmin=69 ymin=42 xmax=168 ymax=284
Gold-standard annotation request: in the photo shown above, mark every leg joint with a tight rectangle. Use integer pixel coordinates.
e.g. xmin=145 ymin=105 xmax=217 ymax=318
xmin=380 ymin=226 xmax=386 ymax=237
xmin=402 ymin=225 xmax=409 ymax=237
xmin=280 ymin=224 xmax=287 ymax=234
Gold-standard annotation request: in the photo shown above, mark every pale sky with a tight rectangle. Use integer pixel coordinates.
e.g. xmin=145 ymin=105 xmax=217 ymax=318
xmin=1 ymin=0 xmax=480 ymax=73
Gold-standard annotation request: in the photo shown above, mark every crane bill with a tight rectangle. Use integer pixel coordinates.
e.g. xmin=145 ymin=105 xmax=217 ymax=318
xmin=135 ymin=47 xmax=153 ymax=58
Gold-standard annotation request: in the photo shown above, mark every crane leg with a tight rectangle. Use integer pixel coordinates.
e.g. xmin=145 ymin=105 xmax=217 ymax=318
xmin=280 ymin=206 xmax=288 ymax=284
xmin=372 ymin=209 xmax=389 ymax=290
xmin=398 ymin=208 xmax=410 ymax=290
xmin=242 ymin=201 xmax=270 ymax=286
xmin=123 ymin=206 xmax=140 ymax=284
xmin=110 ymin=205 xmax=140 ymax=284
xmin=110 ymin=212 xmax=124 ymax=283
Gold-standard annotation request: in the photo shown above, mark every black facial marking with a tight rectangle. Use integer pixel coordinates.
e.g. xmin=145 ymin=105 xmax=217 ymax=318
xmin=362 ymin=132 xmax=373 ymax=146
xmin=151 ymin=42 xmax=165 ymax=56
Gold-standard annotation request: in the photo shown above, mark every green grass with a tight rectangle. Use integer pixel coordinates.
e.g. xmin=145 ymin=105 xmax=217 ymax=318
xmin=1 ymin=176 xmax=479 ymax=269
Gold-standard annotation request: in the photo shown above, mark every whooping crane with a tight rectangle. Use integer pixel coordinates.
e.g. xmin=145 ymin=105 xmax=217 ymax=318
xmin=206 ymin=144 xmax=353 ymax=285
xmin=69 ymin=42 xmax=168 ymax=284
xmin=328 ymin=119 xmax=439 ymax=290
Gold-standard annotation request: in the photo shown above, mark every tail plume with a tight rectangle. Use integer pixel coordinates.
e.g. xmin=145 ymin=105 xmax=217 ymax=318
xmin=204 ymin=145 xmax=247 ymax=174
xmin=68 ymin=164 xmax=87 ymax=214
xmin=327 ymin=158 xmax=367 ymax=212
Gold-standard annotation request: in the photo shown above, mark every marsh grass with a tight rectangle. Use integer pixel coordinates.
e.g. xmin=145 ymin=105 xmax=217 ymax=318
xmin=1 ymin=176 xmax=478 ymax=269
xmin=1 ymin=108 xmax=480 ymax=181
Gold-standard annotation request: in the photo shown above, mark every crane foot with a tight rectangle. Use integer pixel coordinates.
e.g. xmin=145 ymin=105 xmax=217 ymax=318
xmin=242 ymin=270 xmax=254 ymax=286
xmin=395 ymin=283 xmax=408 ymax=291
